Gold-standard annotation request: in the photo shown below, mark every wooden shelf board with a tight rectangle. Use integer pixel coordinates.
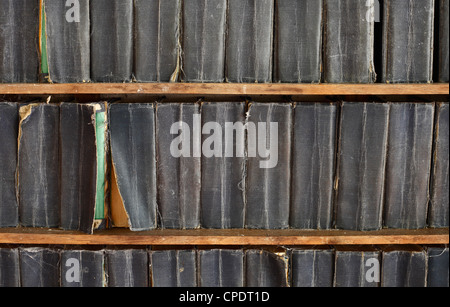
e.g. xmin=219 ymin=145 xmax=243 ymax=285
xmin=0 ymin=228 xmax=447 ymax=246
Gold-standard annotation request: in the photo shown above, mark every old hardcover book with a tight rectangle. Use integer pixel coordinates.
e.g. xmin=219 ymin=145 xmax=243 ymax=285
xmin=90 ymin=0 xmax=133 ymax=82
xmin=274 ymin=0 xmax=322 ymax=83
xmin=226 ymin=0 xmax=274 ymax=83
xmin=201 ymin=102 xmax=246 ymax=229
xmin=0 ymin=248 xmax=20 ymax=287
xmin=427 ymin=247 xmax=449 ymax=287
xmin=182 ymin=0 xmax=226 ymax=82
xmin=43 ymin=0 xmax=90 ymax=83
xmin=0 ymin=0 xmax=40 ymax=83
xmin=105 ymin=249 xmax=149 ymax=287
xmin=18 ymin=104 xmax=60 ymax=228
xmin=151 ymin=249 xmax=197 ymax=287
xmin=323 ymin=0 xmax=376 ymax=83
xmin=290 ymin=103 xmax=336 ymax=229
xmin=134 ymin=0 xmax=180 ymax=82
xmin=335 ymin=102 xmax=389 ymax=231
xmin=0 ymin=103 xmax=19 ymax=227
xmin=156 ymin=103 xmax=201 ymax=229
xmin=385 ymin=103 xmax=434 ymax=229
xmin=20 ymin=247 xmax=60 ymax=287
xmin=439 ymin=0 xmax=449 ymax=82
xmin=109 ymin=103 xmax=157 ymax=231
xmin=198 ymin=249 xmax=244 ymax=287
xmin=382 ymin=0 xmax=435 ymax=83
xmin=61 ymin=249 xmax=105 ymax=287
xmin=246 ymin=103 xmax=292 ymax=229
xmin=245 ymin=249 xmax=288 ymax=287
xmin=291 ymin=247 xmax=334 ymax=287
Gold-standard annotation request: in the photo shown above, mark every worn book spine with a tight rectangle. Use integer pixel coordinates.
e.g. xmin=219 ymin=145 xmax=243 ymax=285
xmin=427 ymin=247 xmax=449 ymax=287
xmin=43 ymin=0 xmax=90 ymax=83
xmin=201 ymin=102 xmax=246 ymax=229
xmin=156 ymin=103 xmax=201 ymax=229
xmin=134 ymin=0 xmax=180 ymax=82
xmin=0 ymin=103 xmax=19 ymax=227
xmin=382 ymin=0 xmax=435 ymax=83
xmin=323 ymin=0 xmax=376 ymax=83
xmin=109 ymin=103 xmax=157 ymax=231
xmin=20 ymin=247 xmax=60 ymax=287
xmin=0 ymin=248 xmax=20 ymax=287
xmin=291 ymin=248 xmax=334 ymax=287
xmin=335 ymin=103 xmax=389 ymax=231
xmin=384 ymin=103 xmax=435 ymax=229
xmin=151 ymin=250 xmax=197 ymax=287
xmin=246 ymin=103 xmax=292 ymax=229
xmin=105 ymin=249 xmax=149 ymax=287
xmin=0 ymin=0 xmax=40 ymax=83
xmin=18 ymin=104 xmax=60 ymax=228
xmin=290 ymin=103 xmax=336 ymax=230
xmin=198 ymin=249 xmax=244 ymax=287
xmin=61 ymin=249 xmax=105 ymax=287
xmin=245 ymin=249 xmax=288 ymax=287
xmin=439 ymin=0 xmax=449 ymax=82
xmin=226 ymin=0 xmax=274 ymax=83
xmin=182 ymin=0 xmax=226 ymax=82
xmin=90 ymin=0 xmax=133 ymax=82
xmin=274 ymin=0 xmax=322 ymax=83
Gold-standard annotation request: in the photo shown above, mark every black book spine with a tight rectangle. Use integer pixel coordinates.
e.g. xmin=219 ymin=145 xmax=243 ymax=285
xmin=198 ymin=249 xmax=244 ymax=287
xmin=291 ymin=248 xmax=334 ymax=287
xmin=439 ymin=0 xmax=449 ymax=82
xmin=105 ymin=249 xmax=149 ymax=287
xmin=245 ymin=249 xmax=288 ymax=287
xmin=150 ymin=250 xmax=197 ymax=287
xmin=19 ymin=247 xmax=60 ymax=287
xmin=274 ymin=0 xmax=323 ymax=83
xmin=61 ymin=250 xmax=105 ymax=287
xmin=290 ymin=103 xmax=336 ymax=230
xmin=201 ymin=102 xmax=246 ymax=229
xmin=134 ymin=0 xmax=180 ymax=82
xmin=226 ymin=0 xmax=274 ymax=83
xmin=427 ymin=247 xmax=449 ymax=287
xmin=381 ymin=248 xmax=427 ymax=287
xmin=334 ymin=249 xmax=381 ymax=287
xmin=0 ymin=103 xmax=19 ymax=227
xmin=0 ymin=248 xmax=20 ymax=287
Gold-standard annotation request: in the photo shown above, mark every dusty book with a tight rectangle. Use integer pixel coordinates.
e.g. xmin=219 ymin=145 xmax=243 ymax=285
xmin=105 ymin=248 xmax=149 ymax=287
xmin=245 ymin=249 xmax=288 ymax=287
xmin=0 ymin=247 xmax=20 ymax=287
xmin=198 ymin=249 xmax=244 ymax=287
xmin=20 ymin=247 xmax=60 ymax=287
xmin=290 ymin=247 xmax=334 ymax=287
xmin=150 ymin=249 xmax=197 ymax=287
xmin=426 ymin=246 xmax=449 ymax=287
xmin=61 ymin=249 xmax=105 ymax=287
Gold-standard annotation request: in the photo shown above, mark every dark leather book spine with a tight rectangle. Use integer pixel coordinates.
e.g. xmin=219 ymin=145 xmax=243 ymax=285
xmin=0 ymin=103 xmax=19 ymax=227
xmin=439 ymin=0 xmax=449 ymax=82
xmin=61 ymin=249 xmax=105 ymax=287
xmin=335 ymin=103 xmax=389 ymax=231
xmin=134 ymin=0 xmax=180 ymax=82
xmin=18 ymin=104 xmax=60 ymax=228
xmin=246 ymin=103 xmax=292 ymax=229
xmin=290 ymin=103 xmax=336 ymax=229
xmin=106 ymin=249 xmax=149 ymax=287
xmin=156 ymin=103 xmax=201 ymax=229
xmin=198 ymin=249 xmax=244 ymax=287
xmin=385 ymin=103 xmax=434 ymax=229
xmin=323 ymin=0 xmax=375 ymax=83
xmin=109 ymin=103 xmax=157 ymax=231
xmin=226 ymin=0 xmax=274 ymax=83
xmin=427 ymin=247 xmax=449 ymax=287
xmin=274 ymin=0 xmax=323 ymax=83
xmin=0 ymin=248 xmax=20 ymax=287
xmin=334 ymin=248 xmax=381 ymax=287
xmin=43 ymin=0 xmax=90 ymax=83
xmin=245 ymin=249 xmax=288 ymax=287
xmin=382 ymin=0 xmax=435 ymax=83
xmin=429 ymin=102 xmax=449 ymax=228
xmin=19 ymin=247 xmax=60 ymax=287
xmin=182 ymin=0 xmax=226 ymax=82
xmin=0 ymin=0 xmax=40 ymax=83
xmin=381 ymin=247 xmax=427 ymax=287
xmin=201 ymin=102 xmax=246 ymax=229
xmin=291 ymin=248 xmax=334 ymax=287
xmin=150 ymin=250 xmax=197 ymax=287
xmin=90 ymin=0 xmax=133 ymax=82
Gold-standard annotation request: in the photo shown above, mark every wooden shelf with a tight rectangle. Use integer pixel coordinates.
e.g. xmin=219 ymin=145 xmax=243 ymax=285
xmin=0 ymin=228 xmax=447 ymax=246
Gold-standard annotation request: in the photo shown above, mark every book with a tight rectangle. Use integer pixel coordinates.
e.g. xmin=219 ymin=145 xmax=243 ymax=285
xmin=290 ymin=103 xmax=336 ymax=229
xmin=105 ymin=249 xmax=149 ymax=287
xmin=18 ymin=103 xmax=60 ymax=228
xmin=226 ymin=0 xmax=274 ymax=83
xmin=61 ymin=249 xmax=105 ymax=287
xmin=182 ymin=0 xmax=227 ymax=83
xmin=201 ymin=102 xmax=246 ymax=229
xmin=245 ymin=249 xmax=288 ymax=287
xmin=384 ymin=103 xmax=435 ymax=229
xmin=0 ymin=103 xmax=19 ymax=227
xmin=134 ymin=0 xmax=181 ymax=82
xmin=0 ymin=247 xmax=20 ymax=287
xmin=290 ymin=247 xmax=334 ymax=287
xmin=439 ymin=0 xmax=449 ymax=82
xmin=323 ymin=0 xmax=376 ymax=83
xmin=20 ymin=247 xmax=60 ymax=287
xmin=42 ymin=0 xmax=90 ymax=83
xmin=0 ymin=0 xmax=40 ymax=83
xmin=156 ymin=103 xmax=201 ymax=229
xmin=198 ymin=249 xmax=244 ymax=287
xmin=90 ymin=0 xmax=133 ymax=82
xmin=151 ymin=249 xmax=197 ymax=287
xmin=382 ymin=0 xmax=435 ymax=83
xmin=427 ymin=247 xmax=449 ymax=287
xmin=335 ymin=102 xmax=389 ymax=231
xmin=274 ymin=0 xmax=323 ymax=83
xmin=109 ymin=103 xmax=157 ymax=231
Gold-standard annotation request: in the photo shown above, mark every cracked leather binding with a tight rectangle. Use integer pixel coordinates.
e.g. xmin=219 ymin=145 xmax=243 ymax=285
xmin=0 ymin=248 xmax=20 ymax=287
xmin=90 ymin=0 xmax=133 ymax=82
xmin=427 ymin=247 xmax=449 ymax=287
xmin=151 ymin=249 xmax=197 ymax=287
xmin=20 ymin=247 xmax=60 ymax=287
xmin=384 ymin=103 xmax=434 ymax=229
xmin=0 ymin=0 xmax=39 ymax=83
xmin=382 ymin=0 xmax=435 ymax=83
xmin=134 ymin=0 xmax=180 ymax=82
xmin=226 ymin=0 xmax=274 ymax=83
xmin=335 ymin=103 xmax=389 ymax=231
xmin=0 ymin=103 xmax=19 ymax=227
xmin=245 ymin=249 xmax=288 ymax=287
xmin=323 ymin=0 xmax=376 ymax=83
xmin=439 ymin=0 xmax=449 ymax=82
xmin=105 ymin=249 xmax=149 ymax=287
xmin=198 ymin=249 xmax=244 ymax=287
xmin=274 ymin=0 xmax=322 ymax=83
xmin=201 ymin=102 xmax=246 ymax=229
xmin=61 ymin=249 xmax=105 ymax=287
xmin=291 ymin=248 xmax=334 ymax=287
xmin=291 ymin=103 xmax=336 ymax=230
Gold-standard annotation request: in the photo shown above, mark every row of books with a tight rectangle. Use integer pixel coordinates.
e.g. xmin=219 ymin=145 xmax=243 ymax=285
xmin=0 ymin=245 xmax=448 ymax=287
xmin=0 ymin=101 xmax=448 ymax=233
xmin=0 ymin=0 xmax=448 ymax=84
